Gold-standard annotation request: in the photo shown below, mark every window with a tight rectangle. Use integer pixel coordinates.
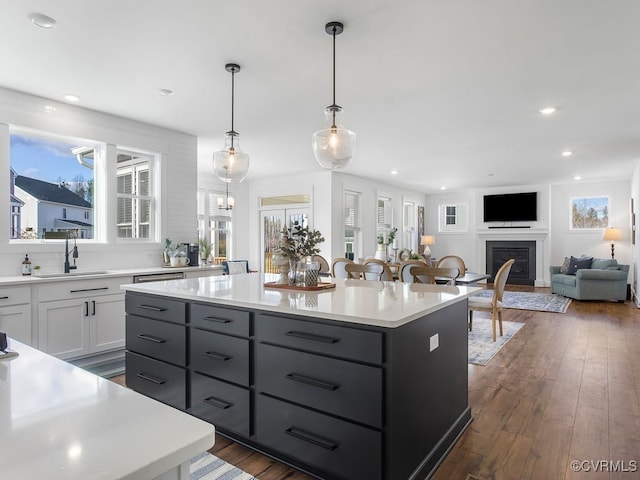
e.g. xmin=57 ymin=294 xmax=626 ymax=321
xmin=116 ymin=150 xmax=153 ymax=239
xmin=377 ymin=196 xmax=392 ymax=239
xmin=570 ymin=196 xmax=609 ymax=229
xmin=438 ymin=204 xmax=468 ymax=232
xmin=403 ymin=201 xmax=416 ymax=251
xmin=10 ymin=128 xmax=96 ymax=240
xmin=198 ymin=189 xmax=233 ymax=263
xmin=344 ymin=191 xmax=361 ymax=259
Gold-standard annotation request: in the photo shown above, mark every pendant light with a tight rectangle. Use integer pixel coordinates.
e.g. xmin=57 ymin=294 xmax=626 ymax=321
xmin=312 ymin=21 xmax=356 ymax=170
xmin=213 ymin=63 xmax=249 ymax=183
xmin=217 ymin=182 xmax=234 ymax=210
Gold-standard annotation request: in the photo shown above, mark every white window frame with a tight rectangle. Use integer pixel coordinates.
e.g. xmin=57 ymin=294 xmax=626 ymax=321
xmin=344 ymin=190 xmax=361 ymax=259
xmin=403 ymin=201 xmax=416 ymax=251
xmin=116 ymin=150 xmax=155 ymax=240
xmin=438 ymin=203 xmax=468 ymax=232
xmin=198 ymin=188 xmax=233 ymax=262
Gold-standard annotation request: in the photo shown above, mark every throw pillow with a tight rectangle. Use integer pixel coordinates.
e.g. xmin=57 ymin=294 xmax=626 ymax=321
xmin=559 ymin=256 xmax=571 ymax=274
xmin=566 ymin=256 xmax=593 ymax=275
xmin=591 ymin=258 xmax=618 ymax=269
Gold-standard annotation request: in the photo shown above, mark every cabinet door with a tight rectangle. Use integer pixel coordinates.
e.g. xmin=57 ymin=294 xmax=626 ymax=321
xmin=38 ymin=298 xmax=90 ymax=359
xmin=91 ymin=294 xmax=125 ymax=353
xmin=0 ymin=304 xmax=32 ymax=345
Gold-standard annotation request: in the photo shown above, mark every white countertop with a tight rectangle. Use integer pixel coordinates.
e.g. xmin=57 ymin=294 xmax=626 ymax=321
xmin=121 ymin=273 xmax=481 ymax=328
xmin=0 ymin=265 xmax=223 ymax=286
xmin=0 ymin=339 xmax=215 ymax=479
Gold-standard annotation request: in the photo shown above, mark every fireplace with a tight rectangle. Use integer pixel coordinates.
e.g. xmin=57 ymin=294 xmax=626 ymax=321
xmin=486 ymin=240 xmax=536 ymax=285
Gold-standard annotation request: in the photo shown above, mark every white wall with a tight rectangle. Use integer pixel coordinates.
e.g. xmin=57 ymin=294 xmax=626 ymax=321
xmin=0 ymin=87 xmax=197 ymax=276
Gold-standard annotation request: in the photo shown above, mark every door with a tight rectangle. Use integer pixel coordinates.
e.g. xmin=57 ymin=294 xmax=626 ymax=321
xmin=91 ymin=293 xmax=126 ymax=353
xmin=260 ymin=208 xmax=309 ymax=273
xmin=38 ymin=297 xmax=90 ymax=359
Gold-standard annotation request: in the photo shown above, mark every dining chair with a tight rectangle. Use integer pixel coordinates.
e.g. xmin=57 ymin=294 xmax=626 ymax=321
xmin=468 ymin=258 xmax=515 ymax=342
xmin=398 ymin=260 xmax=427 ymax=283
xmin=435 ymin=255 xmax=466 ymax=278
xmin=363 ymin=258 xmax=394 ymax=281
xmin=331 ymin=257 xmax=354 ymax=279
xmin=345 ymin=262 xmax=384 ymax=281
xmin=311 ymin=254 xmax=331 ymax=276
xmin=221 ymin=260 xmax=252 ymax=275
xmin=409 ymin=266 xmax=460 ymax=285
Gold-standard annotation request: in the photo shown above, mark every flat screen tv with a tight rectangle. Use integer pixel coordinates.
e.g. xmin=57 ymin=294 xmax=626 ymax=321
xmin=483 ymin=192 xmax=537 ymax=222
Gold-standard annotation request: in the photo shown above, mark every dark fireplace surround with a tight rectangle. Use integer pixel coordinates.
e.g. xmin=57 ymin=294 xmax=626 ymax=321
xmin=486 ymin=240 xmax=536 ymax=285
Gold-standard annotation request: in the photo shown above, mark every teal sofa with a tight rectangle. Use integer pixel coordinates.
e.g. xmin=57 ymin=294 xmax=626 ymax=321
xmin=550 ymin=258 xmax=629 ymax=301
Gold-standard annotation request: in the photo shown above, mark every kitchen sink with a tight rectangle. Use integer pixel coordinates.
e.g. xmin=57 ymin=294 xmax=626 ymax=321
xmin=33 ymin=270 xmax=110 ymax=278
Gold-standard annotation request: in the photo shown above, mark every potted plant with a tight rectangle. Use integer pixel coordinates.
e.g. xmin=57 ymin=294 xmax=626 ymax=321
xmin=198 ymin=237 xmax=213 ymax=265
xmin=375 ymin=227 xmax=397 ymax=260
xmin=278 ymin=221 xmax=325 ymax=285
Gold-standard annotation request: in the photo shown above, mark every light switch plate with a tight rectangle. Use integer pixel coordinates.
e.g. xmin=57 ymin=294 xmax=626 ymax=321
xmin=429 ymin=333 xmax=439 ymax=352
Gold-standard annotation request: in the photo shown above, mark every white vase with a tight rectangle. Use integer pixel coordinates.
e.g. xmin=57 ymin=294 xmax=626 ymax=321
xmin=375 ymin=244 xmax=387 ymax=261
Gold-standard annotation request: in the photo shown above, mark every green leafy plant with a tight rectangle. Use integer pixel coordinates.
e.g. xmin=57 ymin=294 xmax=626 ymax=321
xmin=279 ymin=221 xmax=325 ymax=259
xmin=198 ymin=237 xmax=213 ymax=261
xmin=377 ymin=227 xmax=397 ymax=245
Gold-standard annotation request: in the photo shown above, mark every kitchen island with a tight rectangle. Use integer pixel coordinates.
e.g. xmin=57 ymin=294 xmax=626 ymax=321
xmin=122 ymin=274 xmax=480 ymax=480
xmin=0 ymin=338 xmax=215 ymax=479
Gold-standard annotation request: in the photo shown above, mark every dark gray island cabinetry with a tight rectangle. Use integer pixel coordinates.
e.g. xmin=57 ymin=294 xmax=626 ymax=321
xmin=123 ymin=275 xmax=478 ymax=480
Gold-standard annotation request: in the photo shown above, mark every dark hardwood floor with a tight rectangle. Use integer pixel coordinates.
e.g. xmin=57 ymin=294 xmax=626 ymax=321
xmin=112 ymin=285 xmax=640 ymax=479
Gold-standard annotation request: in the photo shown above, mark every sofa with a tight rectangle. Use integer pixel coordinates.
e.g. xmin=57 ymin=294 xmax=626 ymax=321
xmin=550 ymin=257 xmax=629 ymax=301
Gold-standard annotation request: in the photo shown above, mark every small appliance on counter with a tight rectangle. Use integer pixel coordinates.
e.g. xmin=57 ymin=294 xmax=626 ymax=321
xmin=185 ymin=243 xmax=199 ymax=267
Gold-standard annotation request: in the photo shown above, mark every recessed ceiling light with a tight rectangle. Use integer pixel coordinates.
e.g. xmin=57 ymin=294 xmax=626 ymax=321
xmin=44 ymin=105 xmax=56 ymax=113
xmin=539 ymin=106 xmax=556 ymax=115
xmin=63 ymin=94 xmax=80 ymax=102
xmin=561 ymin=150 xmax=573 ymax=157
xmin=574 ymin=175 xmax=582 ymax=181
xmin=390 ymin=170 xmax=398 ymax=175
xmin=159 ymin=88 xmax=174 ymax=96
xmin=440 ymin=186 xmax=447 ymax=191
xmin=28 ymin=12 xmax=56 ymax=28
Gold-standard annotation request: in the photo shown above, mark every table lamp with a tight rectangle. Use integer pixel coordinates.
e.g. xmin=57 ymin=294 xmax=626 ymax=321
xmin=602 ymin=227 xmax=622 ymax=259
xmin=421 ymin=235 xmax=435 ymax=256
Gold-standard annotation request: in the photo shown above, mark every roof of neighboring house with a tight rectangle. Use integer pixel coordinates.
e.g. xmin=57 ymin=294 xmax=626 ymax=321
xmin=15 ymin=175 xmax=92 ymax=208
xmin=57 ymin=219 xmax=93 ymax=227
xmin=10 ymin=194 xmax=24 ymax=206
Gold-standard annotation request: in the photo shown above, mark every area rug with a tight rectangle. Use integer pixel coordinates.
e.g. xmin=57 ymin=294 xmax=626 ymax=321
xmin=191 ymin=451 xmax=257 ymax=480
xmin=468 ymin=318 xmax=525 ymax=366
xmin=471 ymin=290 xmax=571 ymax=313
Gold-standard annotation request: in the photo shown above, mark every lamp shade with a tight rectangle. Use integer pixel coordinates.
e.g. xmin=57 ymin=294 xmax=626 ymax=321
xmin=421 ymin=235 xmax=435 ymax=246
xmin=602 ymin=227 xmax=622 ymax=241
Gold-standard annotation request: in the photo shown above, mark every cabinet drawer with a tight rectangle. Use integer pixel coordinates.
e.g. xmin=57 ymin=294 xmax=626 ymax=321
xmin=190 ymin=373 xmax=250 ymax=437
xmin=38 ymin=277 xmax=128 ymax=302
xmin=256 ymin=395 xmax=381 ymax=480
xmin=256 ymin=343 xmax=382 ymax=428
xmin=255 ymin=313 xmax=382 ymax=364
xmin=126 ymin=314 xmax=186 ymax=366
xmin=125 ymin=351 xmax=186 ymax=410
xmin=125 ymin=293 xmax=186 ymax=324
xmin=191 ymin=303 xmax=249 ymax=336
xmin=191 ymin=329 xmax=249 ymax=386
xmin=0 ymin=286 xmax=30 ymax=306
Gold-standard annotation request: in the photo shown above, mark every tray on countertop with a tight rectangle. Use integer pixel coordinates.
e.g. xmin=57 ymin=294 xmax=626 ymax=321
xmin=264 ymin=281 xmax=336 ymax=291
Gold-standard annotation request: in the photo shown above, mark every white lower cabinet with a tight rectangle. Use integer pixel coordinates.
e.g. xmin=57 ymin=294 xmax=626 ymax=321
xmin=0 ymin=286 xmax=32 ymax=345
xmin=37 ymin=277 xmax=128 ymax=360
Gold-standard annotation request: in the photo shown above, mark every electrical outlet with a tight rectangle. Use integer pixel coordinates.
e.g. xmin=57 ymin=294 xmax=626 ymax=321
xmin=429 ymin=333 xmax=439 ymax=352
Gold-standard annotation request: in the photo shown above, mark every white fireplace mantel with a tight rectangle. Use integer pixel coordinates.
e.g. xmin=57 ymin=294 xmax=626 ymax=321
xmin=476 ymin=228 xmax=549 ymax=287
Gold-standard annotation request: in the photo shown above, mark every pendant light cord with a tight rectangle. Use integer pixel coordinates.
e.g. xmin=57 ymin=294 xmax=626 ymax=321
xmin=331 ymin=25 xmax=337 ymax=128
xmin=230 ymin=68 xmax=236 ymax=150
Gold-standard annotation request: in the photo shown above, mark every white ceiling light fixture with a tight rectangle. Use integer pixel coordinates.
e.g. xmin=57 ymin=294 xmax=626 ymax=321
xmin=63 ymin=94 xmax=80 ymax=102
xmin=217 ymin=182 xmax=234 ymax=211
xmin=574 ymin=175 xmax=582 ymax=180
xmin=312 ymin=21 xmax=356 ymax=170
xmin=390 ymin=170 xmax=398 ymax=175
xmin=539 ymin=106 xmax=556 ymax=115
xmin=213 ymin=63 xmax=249 ymax=184
xmin=44 ymin=105 xmax=56 ymax=113
xmin=28 ymin=12 xmax=56 ymax=28
xmin=561 ymin=150 xmax=573 ymax=157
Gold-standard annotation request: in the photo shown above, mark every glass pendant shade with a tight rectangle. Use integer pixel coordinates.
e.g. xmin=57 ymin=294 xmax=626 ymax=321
xmin=312 ymin=107 xmax=356 ymax=170
xmin=213 ymin=131 xmax=249 ymax=183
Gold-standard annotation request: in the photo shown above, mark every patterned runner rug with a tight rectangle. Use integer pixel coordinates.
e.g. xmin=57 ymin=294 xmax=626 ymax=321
xmin=472 ymin=290 xmax=571 ymax=313
xmin=191 ymin=452 xmax=258 ymax=480
xmin=468 ymin=318 xmax=525 ymax=366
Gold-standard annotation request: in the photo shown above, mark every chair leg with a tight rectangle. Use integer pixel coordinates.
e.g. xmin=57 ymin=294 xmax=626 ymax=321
xmin=491 ymin=312 xmax=497 ymax=342
xmin=498 ymin=310 xmax=503 ymax=337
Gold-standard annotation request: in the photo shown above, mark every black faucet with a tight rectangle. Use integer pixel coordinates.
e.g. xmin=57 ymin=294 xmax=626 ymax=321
xmin=64 ymin=230 xmax=79 ymax=273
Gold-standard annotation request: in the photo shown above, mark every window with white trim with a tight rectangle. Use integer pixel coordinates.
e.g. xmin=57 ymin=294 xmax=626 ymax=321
xmin=438 ymin=204 xmax=468 ymax=232
xmin=198 ymin=189 xmax=233 ymax=262
xmin=377 ymin=196 xmax=392 ymax=241
xmin=344 ymin=190 xmax=361 ymax=258
xmin=116 ymin=151 xmax=153 ymax=239
xmin=403 ymin=201 xmax=416 ymax=251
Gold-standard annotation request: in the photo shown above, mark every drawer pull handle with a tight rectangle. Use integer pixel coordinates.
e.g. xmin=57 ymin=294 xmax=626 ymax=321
xmin=285 ymin=331 xmax=339 ymax=344
xmin=136 ymin=372 xmax=166 ymax=385
xmin=70 ymin=287 xmax=109 ymax=293
xmin=284 ymin=427 xmax=339 ymax=451
xmin=203 ymin=316 xmax=233 ymax=324
xmin=137 ymin=334 xmax=167 ymax=344
xmin=203 ymin=351 xmax=232 ymax=361
xmin=203 ymin=396 xmax=233 ymax=409
xmin=136 ymin=304 xmax=167 ymax=312
xmin=0 ymin=296 xmax=9 ymax=300
xmin=285 ymin=373 xmax=339 ymax=391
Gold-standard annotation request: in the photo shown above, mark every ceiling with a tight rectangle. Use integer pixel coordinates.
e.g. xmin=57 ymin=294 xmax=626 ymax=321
xmin=2 ymin=0 xmax=640 ymax=193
